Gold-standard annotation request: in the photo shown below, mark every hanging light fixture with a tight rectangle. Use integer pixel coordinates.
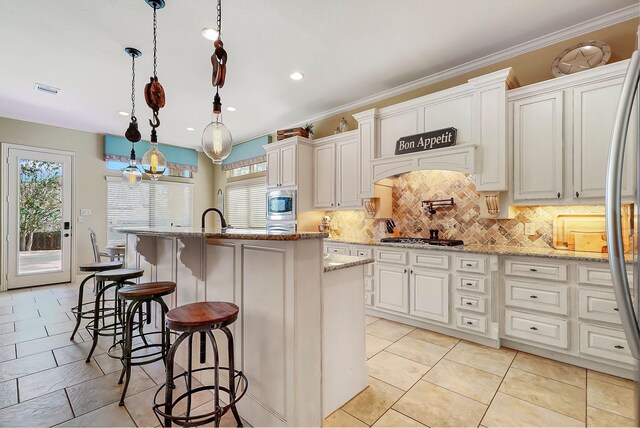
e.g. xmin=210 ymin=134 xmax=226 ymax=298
xmin=122 ymin=47 xmax=143 ymax=187
xmin=141 ymin=0 xmax=167 ymax=180
xmin=202 ymin=0 xmax=233 ymax=164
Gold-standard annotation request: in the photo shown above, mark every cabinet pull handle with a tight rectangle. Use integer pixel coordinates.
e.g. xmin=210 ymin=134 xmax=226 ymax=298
xmin=404 ymin=269 xmax=407 ymax=273
xmin=614 ymin=307 xmax=619 ymax=311
xmin=530 ymin=295 xmax=538 ymax=299
xmin=465 ymin=263 xmax=473 ymax=267
xmin=465 ymin=282 xmax=473 ymax=286
xmin=615 ymin=345 xmax=625 ymax=349
xmin=410 ymin=269 xmax=414 ymax=274
xmin=330 ymin=203 xmax=334 ymax=206
xmin=466 ymin=321 xmax=474 ymax=325
xmin=529 ymin=268 xmax=538 ymax=272
xmin=465 ymin=302 xmax=474 ymax=306
xmin=575 ymin=191 xmax=580 ymax=198
xmin=557 ymin=192 xmax=561 ymax=198
xmin=338 ymin=203 xmax=341 ymax=206
xmin=529 ymin=326 xmax=538 ymax=331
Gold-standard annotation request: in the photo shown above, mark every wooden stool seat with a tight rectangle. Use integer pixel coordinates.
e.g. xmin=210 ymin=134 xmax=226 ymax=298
xmin=95 ymin=268 xmax=144 ymax=282
xmin=118 ymin=281 xmax=176 ymax=300
xmin=79 ymin=261 xmax=123 ymax=272
xmin=166 ymin=302 xmax=239 ymax=331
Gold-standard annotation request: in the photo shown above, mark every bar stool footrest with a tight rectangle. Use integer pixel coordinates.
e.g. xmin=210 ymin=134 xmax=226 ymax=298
xmin=152 ymin=366 xmax=248 ymax=427
xmin=107 ymin=331 xmax=168 ymax=365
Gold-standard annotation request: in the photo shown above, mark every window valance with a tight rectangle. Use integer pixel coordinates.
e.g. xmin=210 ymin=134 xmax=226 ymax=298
xmin=104 ymin=135 xmax=199 ymax=173
xmin=221 ymin=135 xmax=271 ymax=171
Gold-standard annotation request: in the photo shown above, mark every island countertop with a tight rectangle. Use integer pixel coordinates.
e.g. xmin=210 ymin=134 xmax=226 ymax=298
xmin=323 ymin=254 xmax=374 ymax=272
xmin=116 ymin=226 xmax=328 ymax=241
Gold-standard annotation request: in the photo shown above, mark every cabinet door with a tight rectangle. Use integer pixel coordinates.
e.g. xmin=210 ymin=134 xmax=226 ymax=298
xmin=375 ymin=264 xmax=408 ymax=313
xmin=573 ymin=80 xmax=636 ymax=199
xmin=410 ymin=268 xmax=449 ymax=323
xmin=279 ymin=145 xmax=297 ymax=187
xmin=512 ymin=92 xmax=564 ymax=201
xmin=266 ymin=149 xmax=280 ymax=188
xmin=336 ymin=139 xmax=361 ymax=208
xmin=313 ymin=144 xmax=336 ymax=209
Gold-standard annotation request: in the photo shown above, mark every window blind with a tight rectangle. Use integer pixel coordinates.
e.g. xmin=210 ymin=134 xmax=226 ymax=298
xmin=107 ymin=178 xmax=193 ymax=245
xmin=225 ymin=178 xmax=266 ymax=229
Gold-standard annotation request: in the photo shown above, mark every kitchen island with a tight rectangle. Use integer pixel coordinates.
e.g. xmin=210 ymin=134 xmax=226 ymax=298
xmin=117 ymin=227 xmax=373 ymax=427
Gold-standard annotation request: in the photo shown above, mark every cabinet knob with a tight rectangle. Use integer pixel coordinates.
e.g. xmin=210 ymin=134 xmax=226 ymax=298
xmin=338 ymin=203 xmax=341 ymax=206
xmin=614 ymin=307 xmax=619 ymax=311
xmin=530 ymin=295 xmax=538 ymax=299
xmin=529 ymin=326 xmax=538 ymax=331
xmin=465 ymin=321 xmax=474 ymax=325
xmin=614 ymin=345 xmax=625 ymax=349
xmin=404 ymin=269 xmax=407 ymax=273
xmin=410 ymin=269 xmax=414 ymax=274
xmin=575 ymin=191 xmax=579 ymax=198
xmin=465 ymin=302 xmax=473 ymax=306
xmin=529 ymin=268 xmax=538 ymax=272
xmin=331 ymin=203 xmax=334 ymax=206
xmin=465 ymin=263 xmax=473 ymax=267
xmin=557 ymin=192 xmax=561 ymax=198
xmin=465 ymin=283 xmax=473 ymax=286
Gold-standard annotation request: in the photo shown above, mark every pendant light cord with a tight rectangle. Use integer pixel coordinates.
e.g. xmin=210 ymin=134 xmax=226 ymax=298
xmin=130 ymin=55 xmax=136 ymax=118
xmin=153 ymin=5 xmax=158 ymax=78
xmin=217 ymin=0 xmax=221 ymax=38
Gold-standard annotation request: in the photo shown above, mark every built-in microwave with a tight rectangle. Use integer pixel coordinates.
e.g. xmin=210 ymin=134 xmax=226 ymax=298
xmin=266 ymin=189 xmax=296 ymax=222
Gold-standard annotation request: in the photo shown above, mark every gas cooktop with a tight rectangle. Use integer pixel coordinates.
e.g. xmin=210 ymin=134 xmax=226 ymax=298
xmin=380 ymin=237 xmax=464 ymax=246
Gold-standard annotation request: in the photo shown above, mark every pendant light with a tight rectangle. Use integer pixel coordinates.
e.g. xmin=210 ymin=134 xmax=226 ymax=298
xmin=122 ymin=47 xmax=143 ymax=187
xmin=141 ymin=0 xmax=167 ymax=180
xmin=202 ymin=0 xmax=233 ymax=164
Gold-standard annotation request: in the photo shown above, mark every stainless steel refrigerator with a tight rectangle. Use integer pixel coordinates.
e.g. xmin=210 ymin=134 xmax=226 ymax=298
xmin=606 ymin=32 xmax=640 ymax=424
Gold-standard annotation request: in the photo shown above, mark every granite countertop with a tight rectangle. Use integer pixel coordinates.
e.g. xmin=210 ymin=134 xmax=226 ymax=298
xmin=117 ymin=226 xmax=328 ymax=241
xmin=323 ymin=254 xmax=374 ymax=272
xmin=326 ymin=237 xmax=633 ymax=263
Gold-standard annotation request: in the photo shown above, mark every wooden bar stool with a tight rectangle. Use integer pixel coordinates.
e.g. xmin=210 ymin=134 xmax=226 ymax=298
xmin=152 ymin=302 xmax=248 ymax=427
xmin=70 ymin=261 xmax=123 ymax=341
xmin=115 ymin=281 xmax=176 ymax=406
xmin=85 ymin=268 xmax=144 ymax=363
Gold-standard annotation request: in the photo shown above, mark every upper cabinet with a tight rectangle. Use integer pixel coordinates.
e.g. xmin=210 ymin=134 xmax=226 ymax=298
xmin=313 ymin=131 xmax=361 ymax=210
xmin=266 ymin=142 xmax=297 ymax=188
xmin=509 ymin=60 xmax=635 ymax=205
xmin=264 ymin=137 xmax=314 ymax=210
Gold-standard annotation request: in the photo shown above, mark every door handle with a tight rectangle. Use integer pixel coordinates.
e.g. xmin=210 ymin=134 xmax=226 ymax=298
xmin=63 ymin=221 xmax=70 ymax=230
xmin=606 ymin=49 xmax=640 ymax=359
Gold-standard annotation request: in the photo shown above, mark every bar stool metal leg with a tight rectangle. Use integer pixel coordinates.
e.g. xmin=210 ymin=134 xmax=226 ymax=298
xmin=221 ymin=326 xmax=243 ymax=426
xmin=70 ymin=273 xmax=94 ymax=341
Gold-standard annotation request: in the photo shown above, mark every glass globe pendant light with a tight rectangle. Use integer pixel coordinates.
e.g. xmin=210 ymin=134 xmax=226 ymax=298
xmin=202 ymin=90 xmax=233 ymax=164
xmin=142 ymin=0 xmax=167 ymax=180
xmin=202 ymin=0 xmax=233 ymax=163
xmin=122 ymin=47 xmax=143 ymax=187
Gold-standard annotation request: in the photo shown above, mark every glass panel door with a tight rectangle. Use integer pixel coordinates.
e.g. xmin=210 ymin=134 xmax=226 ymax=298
xmin=5 ymin=147 xmax=72 ymax=288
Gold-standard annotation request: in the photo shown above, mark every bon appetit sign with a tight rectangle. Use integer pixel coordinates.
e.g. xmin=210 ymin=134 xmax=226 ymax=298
xmin=395 ymin=127 xmax=457 ymax=156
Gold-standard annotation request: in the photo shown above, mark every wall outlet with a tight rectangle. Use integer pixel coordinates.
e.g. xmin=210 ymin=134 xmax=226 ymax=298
xmin=524 ymin=223 xmax=535 ymax=236
xmin=80 ymin=208 xmax=92 ymax=216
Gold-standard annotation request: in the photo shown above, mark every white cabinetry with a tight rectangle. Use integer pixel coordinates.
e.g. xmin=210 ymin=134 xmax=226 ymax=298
xmin=375 ymin=264 xmax=409 ymax=313
xmin=264 ymin=137 xmax=310 ymax=189
xmin=313 ymin=131 xmax=361 ymax=210
xmin=410 ymin=268 xmax=449 ymax=322
xmin=512 ymin=92 xmax=564 ymax=201
xmin=509 ymin=60 xmax=635 ymax=205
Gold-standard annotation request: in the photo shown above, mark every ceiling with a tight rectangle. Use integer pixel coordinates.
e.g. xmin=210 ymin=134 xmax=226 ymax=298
xmin=0 ymin=0 xmax=637 ymax=150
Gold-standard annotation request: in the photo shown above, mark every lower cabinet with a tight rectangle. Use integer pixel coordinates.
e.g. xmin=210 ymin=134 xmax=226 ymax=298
xmin=410 ymin=268 xmax=449 ymax=323
xmin=375 ymin=264 xmax=409 ymax=313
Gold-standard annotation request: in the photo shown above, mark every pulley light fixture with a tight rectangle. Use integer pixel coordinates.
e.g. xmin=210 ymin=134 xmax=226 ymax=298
xmin=122 ymin=47 xmax=143 ymax=188
xmin=201 ymin=0 xmax=233 ymax=164
xmin=141 ymin=0 xmax=167 ymax=180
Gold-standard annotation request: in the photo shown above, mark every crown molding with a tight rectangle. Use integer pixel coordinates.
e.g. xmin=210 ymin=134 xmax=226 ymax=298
xmin=240 ymin=5 xmax=639 ymax=145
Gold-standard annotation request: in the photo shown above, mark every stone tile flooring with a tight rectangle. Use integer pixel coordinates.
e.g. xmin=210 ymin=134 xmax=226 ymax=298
xmin=0 ymin=281 xmax=636 ymax=427
xmin=324 ymin=316 xmax=638 ymax=427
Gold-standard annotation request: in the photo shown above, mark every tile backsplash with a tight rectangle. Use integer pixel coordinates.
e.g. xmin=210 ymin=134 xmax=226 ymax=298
xmin=326 ymin=170 xmax=609 ymax=248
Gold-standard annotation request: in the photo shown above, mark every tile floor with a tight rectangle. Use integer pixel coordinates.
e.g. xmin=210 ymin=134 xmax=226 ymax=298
xmin=324 ymin=316 xmax=638 ymax=427
xmin=0 ymin=280 xmax=636 ymax=427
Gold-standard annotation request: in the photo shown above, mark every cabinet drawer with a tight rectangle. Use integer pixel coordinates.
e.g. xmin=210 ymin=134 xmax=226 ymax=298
xmin=578 ymin=289 xmax=621 ymax=324
xmin=504 ymin=309 xmax=568 ymax=349
xmin=353 ymin=247 xmax=373 ymax=258
xmin=364 ymin=277 xmax=374 ymax=292
xmin=579 ymin=323 xmax=633 ymax=365
xmin=455 ymin=294 xmax=486 ymax=314
xmin=504 ymin=259 xmax=567 ymax=282
xmin=456 ymin=313 xmax=487 ymax=333
xmin=365 ymin=293 xmax=373 ymax=307
xmin=411 ymin=252 xmax=449 ymax=270
xmin=455 ymin=255 xmax=487 ymax=274
xmin=376 ymin=249 xmax=408 ymax=265
xmin=325 ymin=245 xmax=350 ymax=255
xmin=456 ymin=276 xmax=486 ymax=294
xmin=505 ymin=279 xmax=568 ymax=315
xmin=577 ymin=265 xmax=632 ymax=287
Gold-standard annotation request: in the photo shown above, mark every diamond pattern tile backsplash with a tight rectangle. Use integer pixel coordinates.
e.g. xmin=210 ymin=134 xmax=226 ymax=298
xmin=326 ymin=170 xmax=610 ymax=248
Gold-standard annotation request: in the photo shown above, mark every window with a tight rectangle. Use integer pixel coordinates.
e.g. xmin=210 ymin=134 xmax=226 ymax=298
xmin=224 ymin=162 xmax=267 ymax=179
xmin=106 ymin=178 xmax=193 ymax=245
xmin=224 ymin=178 xmax=266 ymax=229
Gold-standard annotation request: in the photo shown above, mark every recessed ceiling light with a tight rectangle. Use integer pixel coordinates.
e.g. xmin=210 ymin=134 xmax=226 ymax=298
xmin=201 ymin=28 xmax=219 ymax=41
xmin=289 ymin=71 xmax=304 ymax=80
xmin=186 ymin=127 xmax=195 ymax=131
xmin=118 ymin=111 xmax=129 ymax=116
xmin=226 ymin=106 xmax=236 ymax=112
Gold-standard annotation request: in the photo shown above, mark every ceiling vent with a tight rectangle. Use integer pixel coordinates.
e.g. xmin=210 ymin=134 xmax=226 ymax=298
xmin=34 ymin=83 xmax=60 ymax=95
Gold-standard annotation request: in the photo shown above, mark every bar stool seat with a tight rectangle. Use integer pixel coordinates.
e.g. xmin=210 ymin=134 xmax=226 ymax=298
xmin=95 ymin=268 xmax=144 ymax=282
xmin=165 ymin=301 xmax=238 ymax=331
xmin=69 ymin=261 xmax=125 ymax=341
xmin=116 ymin=281 xmax=175 ymax=406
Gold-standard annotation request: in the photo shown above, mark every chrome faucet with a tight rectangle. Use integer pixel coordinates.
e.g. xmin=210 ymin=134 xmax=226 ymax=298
xmin=201 ymin=208 xmax=227 ymax=230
